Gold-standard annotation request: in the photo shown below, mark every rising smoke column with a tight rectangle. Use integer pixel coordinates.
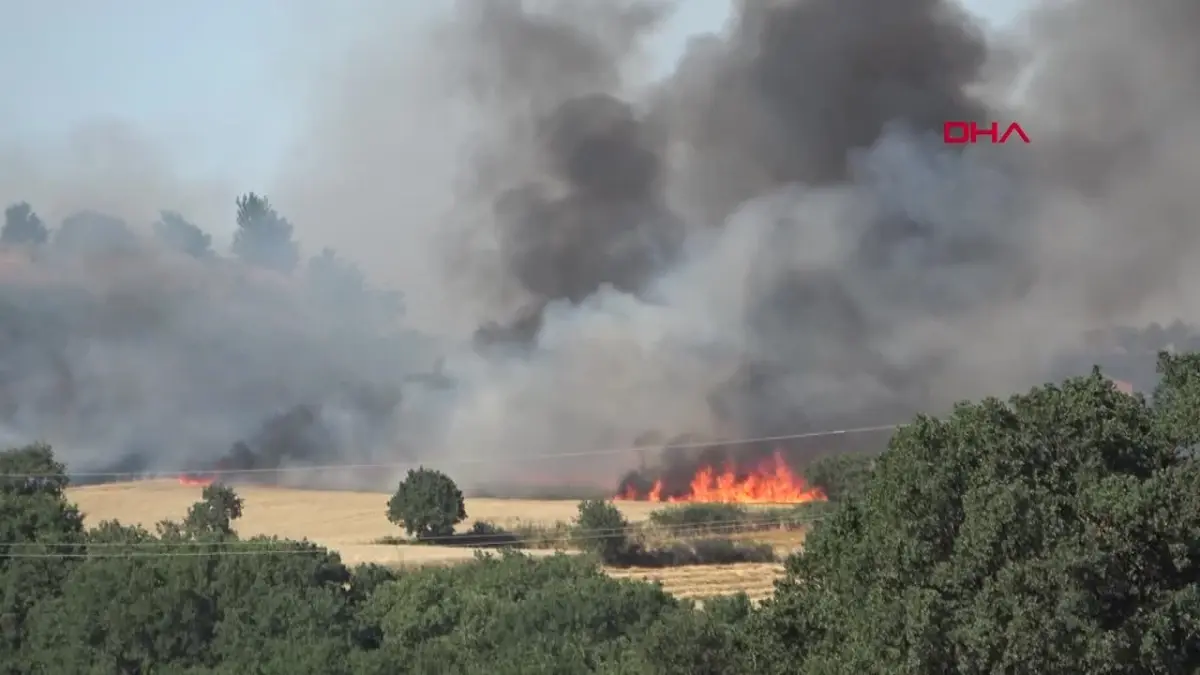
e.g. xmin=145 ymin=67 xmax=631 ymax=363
xmin=474 ymin=92 xmax=685 ymax=348
xmin=419 ymin=0 xmax=1200 ymax=493
xmin=434 ymin=0 xmax=1026 ymax=490
xmin=455 ymin=0 xmax=687 ymax=349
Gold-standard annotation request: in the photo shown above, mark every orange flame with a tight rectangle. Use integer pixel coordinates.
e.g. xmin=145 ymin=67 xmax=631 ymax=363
xmin=615 ymin=451 xmax=826 ymax=503
xmin=178 ymin=474 xmax=213 ymax=487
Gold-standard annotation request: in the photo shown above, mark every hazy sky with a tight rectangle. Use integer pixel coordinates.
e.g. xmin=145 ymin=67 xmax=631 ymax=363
xmin=2 ymin=0 xmax=1029 ymax=206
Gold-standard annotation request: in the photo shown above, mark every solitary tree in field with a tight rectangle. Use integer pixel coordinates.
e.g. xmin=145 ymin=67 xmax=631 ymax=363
xmin=386 ymin=468 xmax=466 ymax=539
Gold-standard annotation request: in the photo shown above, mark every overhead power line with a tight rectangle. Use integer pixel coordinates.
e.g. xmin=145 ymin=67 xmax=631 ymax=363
xmin=0 ymin=512 xmax=830 ymax=559
xmin=0 ymin=423 xmax=902 ymax=480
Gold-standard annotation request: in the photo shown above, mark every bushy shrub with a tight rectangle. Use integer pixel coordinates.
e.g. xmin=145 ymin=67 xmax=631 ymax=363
xmin=648 ymin=501 xmax=834 ymax=535
xmin=647 ymin=503 xmax=750 ymax=533
xmin=462 ymin=520 xmax=521 ymax=548
xmin=571 ymin=499 xmax=631 ymax=564
xmin=689 ymin=538 xmax=775 ymax=564
xmin=632 ymin=538 xmax=776 ymax=568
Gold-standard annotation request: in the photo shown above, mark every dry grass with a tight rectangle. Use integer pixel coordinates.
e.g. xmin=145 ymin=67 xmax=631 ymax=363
xmin=606 ymin=563 xmax=784 ymax=602
xmin=727 ymin=528 xmax=808 ymax=558
xmin=66 ymin=481 xmax=791 ymax=597
xmin=65 ymin=480 xmax=662 ymax=566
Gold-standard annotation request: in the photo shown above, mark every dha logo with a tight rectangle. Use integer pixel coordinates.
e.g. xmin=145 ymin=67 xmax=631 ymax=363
xmin=943 ymin=121 xmax=1030 ymax=144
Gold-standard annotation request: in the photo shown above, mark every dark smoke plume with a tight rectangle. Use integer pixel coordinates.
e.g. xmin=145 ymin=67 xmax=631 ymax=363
xmin=417 ymin=0 xmax=1200 ymax=492
xmin=4 ymin=0 xmax=1200 ymax=494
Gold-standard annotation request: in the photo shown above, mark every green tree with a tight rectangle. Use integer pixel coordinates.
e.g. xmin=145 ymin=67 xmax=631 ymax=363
xmin=1 ymin=202 xmax=48 ymax=246
xmin=183 ymin=483 xmax=244 ymax=536
xmin=1152 ymin=351 xmax=1200 ymax=450
xmin=21 ymin=492 xmax=363 ymax=674
xmin=572 ymin=499 xmax=630 ymax=564
xmin=0 ymin=444 xmax=85 ymax=675
xmin=805 ymin=451 xmax=876 ymax=502
xmin=153 ymin=210 xmax=212 ymax=258
xmin=386 ymin=468 xmax=467 ymax=539
xmin=21 ymin=521 xmax=221 ymax=673
xmin=232 ymin=192 xmax=299 ymax=273
xmin=626 ymin=596 xmax=752 ymax=675
xmin=751 ymin=362 xmax=1200 ymax=675
xmin=354 ymin=551 xmax=683 ymax=674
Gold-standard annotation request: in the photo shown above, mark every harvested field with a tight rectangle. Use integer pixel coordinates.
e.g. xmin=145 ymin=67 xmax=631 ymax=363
xmin=65 ymin=480 xmax=662 ymax=566
xmin=606 ymin=563 xmax=785 ymax=602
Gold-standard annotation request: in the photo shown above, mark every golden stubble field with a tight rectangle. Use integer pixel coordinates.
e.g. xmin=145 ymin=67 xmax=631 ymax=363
xmin=65 ymin=480 xmax=788 ymax=598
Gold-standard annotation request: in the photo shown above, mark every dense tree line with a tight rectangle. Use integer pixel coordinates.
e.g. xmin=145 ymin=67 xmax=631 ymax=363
xmin=0 ymin=351 xmax=1197 ymax=673
xmin=0 ymin=198 xmax=401 ymax=322
xmin=0 ymin=197 xmax=416 ymax=486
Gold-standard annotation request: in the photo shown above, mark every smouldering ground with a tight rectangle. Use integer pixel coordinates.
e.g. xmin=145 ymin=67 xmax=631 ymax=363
xmin=65 ymin=480 xmax=663 ymax=566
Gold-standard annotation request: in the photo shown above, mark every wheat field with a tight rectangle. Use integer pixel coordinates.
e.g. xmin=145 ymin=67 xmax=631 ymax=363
xmin=65 ymin=480 xmax=787 ymax=595
xmin=66 ymin=480 xmax=666 ymax=565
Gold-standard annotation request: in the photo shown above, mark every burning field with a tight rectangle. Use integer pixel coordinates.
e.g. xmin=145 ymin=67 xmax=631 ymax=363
xmin=614 ymin=447 xmax=827 ymax=505
xmin=178 ymin=450 xmax=829 ymax=504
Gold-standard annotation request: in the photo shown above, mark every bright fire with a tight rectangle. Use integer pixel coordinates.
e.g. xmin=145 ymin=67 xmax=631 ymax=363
xmin=178 ymin=474 xmax=213 ymax=487
xmin=616 ymin=450 xmax=826 ymax=503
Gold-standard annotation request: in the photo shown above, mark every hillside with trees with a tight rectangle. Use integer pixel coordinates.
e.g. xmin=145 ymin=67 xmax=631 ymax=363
xmin=1 ymin=351 xmax=1197 ymax=673
xmin=0 ymin=198 xmax=422 ymax=489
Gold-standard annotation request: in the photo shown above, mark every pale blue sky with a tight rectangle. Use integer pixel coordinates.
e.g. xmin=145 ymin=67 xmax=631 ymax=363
xmin=1 ymin=0 xmax=1027 ymax=193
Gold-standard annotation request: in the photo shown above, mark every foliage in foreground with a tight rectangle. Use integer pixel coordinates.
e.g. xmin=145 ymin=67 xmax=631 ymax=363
xmin=753 ymin=353 xmax=1200 ymax=674
xmin=803 ymin=452 xmax=876 ymax=502
xmin=0 ymin=450 xmax=743 ymax=674
xmin=1 ymin=351 xmax=1198 ymax=673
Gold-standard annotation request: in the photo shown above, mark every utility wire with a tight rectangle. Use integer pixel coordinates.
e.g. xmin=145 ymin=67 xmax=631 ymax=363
xmin=0 ymin=511 xmax=826 ymax=547
xmin=0 ymin=423 xmax=901 ymax=480
xmin=0 ymin=513 xmax=830 ymax=558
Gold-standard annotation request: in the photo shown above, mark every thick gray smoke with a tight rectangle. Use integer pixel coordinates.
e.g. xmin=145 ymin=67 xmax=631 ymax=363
xmin=4 ymin=0 xmax=1200 ymax=493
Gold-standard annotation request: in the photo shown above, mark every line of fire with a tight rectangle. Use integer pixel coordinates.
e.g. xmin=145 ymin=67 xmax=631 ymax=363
xmin=177 ymin=408 xmax=892 ymax=506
